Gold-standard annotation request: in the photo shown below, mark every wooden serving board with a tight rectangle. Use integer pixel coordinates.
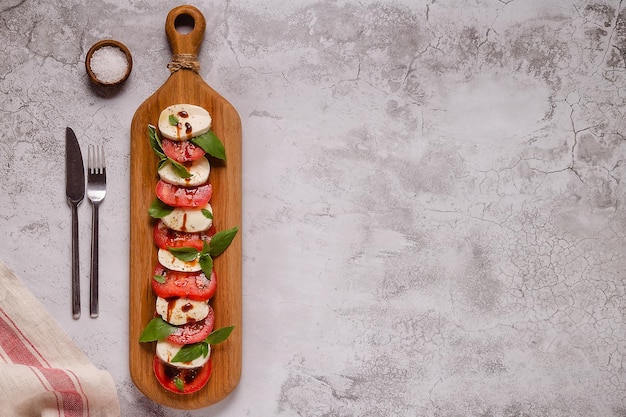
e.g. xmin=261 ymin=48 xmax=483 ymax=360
xmin=129 ymin=5 xmax=242 ymax=409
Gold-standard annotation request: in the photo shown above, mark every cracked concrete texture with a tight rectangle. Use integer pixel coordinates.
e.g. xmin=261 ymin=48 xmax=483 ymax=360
xmin=1 ymin=0 xmax=625 ymax=416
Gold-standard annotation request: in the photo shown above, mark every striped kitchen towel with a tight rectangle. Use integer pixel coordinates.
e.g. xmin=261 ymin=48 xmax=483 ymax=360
xmin=0 ymin=261 xmax=120 ymax=417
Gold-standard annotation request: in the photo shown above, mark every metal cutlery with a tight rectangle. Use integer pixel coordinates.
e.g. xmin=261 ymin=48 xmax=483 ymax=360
xmin=65 ymin=127 xmax=85 ymax=320
xmin=87 ymin=145 xmax=107 ymax=318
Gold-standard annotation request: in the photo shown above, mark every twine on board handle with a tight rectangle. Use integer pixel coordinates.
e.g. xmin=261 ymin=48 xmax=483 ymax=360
xmin=167 ymin=53 xmax=200 ymax=73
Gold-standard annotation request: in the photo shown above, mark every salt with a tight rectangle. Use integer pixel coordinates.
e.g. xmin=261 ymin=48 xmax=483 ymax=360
xmin=89 ymin=45 xmax=128 ymax=84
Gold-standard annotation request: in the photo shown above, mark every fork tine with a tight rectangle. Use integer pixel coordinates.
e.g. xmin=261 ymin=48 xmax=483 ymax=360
xmin=100 ymin=145 xmax=106 ymax=174
xmin=91 ymin=145 xmax=96 ymax=173
xmin=89 ymin=144 xmax=95 ymax=173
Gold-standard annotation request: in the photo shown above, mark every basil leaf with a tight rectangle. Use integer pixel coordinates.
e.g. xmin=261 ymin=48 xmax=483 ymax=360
xmin=169 ymin=246 xmax=199 ymax=262
xmin=139 ymin=317 xmax=177 ymax=342
xmin=169 ymin=114 xmax=179 ymax=126
xmin=207 ymin=226 xmax=239 ymax=257
xmin=169 ymin=326 xmax=235 ymax=362
xmin=201 ymin=343 xmax=210 ymax=358
xmin=153 ymin=274 xmax=166 ymax=284
xmin=157 ymin=158 xmax=168 ymax=171
xmin=149 ymin=198 xmax=174 ymax=218
xmin=190 ymin=131 xmax=226 ymax=161
xmin=173 ymin=377 xmax=184 ymax=392
xmin=149 ymin=124 xmax=191 ymax=178
xmin=199 ymin=252 xmax=213 ymax=278
xmin=148 ymin=125 xmax=166 ymax=160
xmin=200 ymin=240 xmax=210 ymax=256
xmin=168 ymin=159 xmax=192 ymax=178
xmin=205 ymin=326 xmax=235 ymax=345
xmin=201 ymin=209 xmax=213 ymax=219
xmin=171 ymin=342 xmax=205 ymax=363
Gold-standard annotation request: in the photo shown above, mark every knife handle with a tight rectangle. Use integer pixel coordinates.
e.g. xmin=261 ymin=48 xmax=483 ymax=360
xmin=71 ymin=203 xmax=80 ymax=319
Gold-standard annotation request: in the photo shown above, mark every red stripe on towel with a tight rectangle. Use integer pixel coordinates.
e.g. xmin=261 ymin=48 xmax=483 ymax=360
xmin=0 ymin=307 xmax=87 ymax=416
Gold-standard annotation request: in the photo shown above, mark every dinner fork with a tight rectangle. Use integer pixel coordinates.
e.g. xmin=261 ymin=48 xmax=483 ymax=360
xmin=87 ymin=145 xmax=106 ymax=318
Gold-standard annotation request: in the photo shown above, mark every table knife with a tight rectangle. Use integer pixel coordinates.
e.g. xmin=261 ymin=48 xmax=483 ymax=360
xmin=65 ymin=127 xmax=85 ymax=319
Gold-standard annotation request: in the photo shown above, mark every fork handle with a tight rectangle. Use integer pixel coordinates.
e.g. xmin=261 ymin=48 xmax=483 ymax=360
xmin=71 ymin=203 xmax=80 ymax=319
xmin=90 ymin=204 xmax=99 ymax=318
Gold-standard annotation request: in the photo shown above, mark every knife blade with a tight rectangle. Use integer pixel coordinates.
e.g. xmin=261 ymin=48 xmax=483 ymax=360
xmin=66 ymin=127 xmax=84 ymax=319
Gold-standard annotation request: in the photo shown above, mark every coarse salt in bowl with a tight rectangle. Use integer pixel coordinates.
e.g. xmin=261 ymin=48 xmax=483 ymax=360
xmin=86 ymin=40 xmax=132 ymax=87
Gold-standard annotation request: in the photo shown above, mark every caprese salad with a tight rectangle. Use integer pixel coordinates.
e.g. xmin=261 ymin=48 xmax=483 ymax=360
xmin=139 ymin=104 xmax=237 ymax=394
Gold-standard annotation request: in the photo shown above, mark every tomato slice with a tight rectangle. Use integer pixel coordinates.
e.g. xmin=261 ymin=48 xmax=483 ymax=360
xmin=167 ymin=308 xmax=215 ymax=345
xmin=162 ymin=138 xmax=205 ymax=163
xmin=153 ymin=220 xmax=215 ymax=251
xmin=153 ymin=356 xmax=212 ymax=394
xmin=152 ymin=264 xmax=217 ymax=301
xmin=156 ymin=180 xmax=212 ymax=208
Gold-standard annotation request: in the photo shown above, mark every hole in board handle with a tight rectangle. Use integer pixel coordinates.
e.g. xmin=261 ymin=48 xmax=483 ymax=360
xmin=174 ymin=13 xmax=195 ymax=34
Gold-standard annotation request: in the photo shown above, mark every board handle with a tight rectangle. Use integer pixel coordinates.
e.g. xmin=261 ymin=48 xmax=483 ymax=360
xmin=165 ymin=5 xmax=206 ymax=58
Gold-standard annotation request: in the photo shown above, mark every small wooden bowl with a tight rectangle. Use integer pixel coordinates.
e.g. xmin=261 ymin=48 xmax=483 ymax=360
xmin=85 ymin=40 xmax=133 ymax=87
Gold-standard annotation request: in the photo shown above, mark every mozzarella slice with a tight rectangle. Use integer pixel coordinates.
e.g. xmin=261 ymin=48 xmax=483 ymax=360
xmin=158 ymin=157 xmax=210 ymax=187
xmin=161 ymin=204 xmax=213 ymax=233
xmin=158 ymin=248 xmax=201 ymax=272
xmin=158 ymin=104 xmax=212 ymax=141
xmin=156 ymin=339 xmax=211 ymax=369
xmin=156 ymin=296 xmax=210 ymax=326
